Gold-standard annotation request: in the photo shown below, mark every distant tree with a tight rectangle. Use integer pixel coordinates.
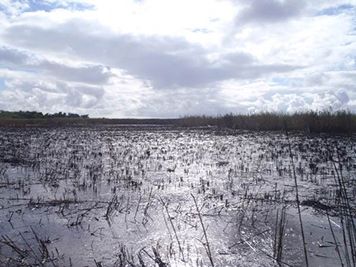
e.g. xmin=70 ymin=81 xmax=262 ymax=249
xmin=68 ymin=113 xmax=80 ymax=118
xmin=0 ymin=110 xmax=89 ymax=119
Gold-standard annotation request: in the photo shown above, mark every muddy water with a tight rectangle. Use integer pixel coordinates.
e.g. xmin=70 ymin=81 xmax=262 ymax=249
xmin=0 ymin=127 xmax=355 ymax=266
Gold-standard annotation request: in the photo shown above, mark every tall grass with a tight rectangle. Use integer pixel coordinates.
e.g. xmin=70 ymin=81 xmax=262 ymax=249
xmin=179 ymin=111 xmax=356 ymax=133
xmin=1 ymin=109 xmax=355 ymax=133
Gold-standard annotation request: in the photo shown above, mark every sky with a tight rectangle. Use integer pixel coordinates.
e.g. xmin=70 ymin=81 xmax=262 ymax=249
xmin=0 ymin=0 xmax=355 ymax=118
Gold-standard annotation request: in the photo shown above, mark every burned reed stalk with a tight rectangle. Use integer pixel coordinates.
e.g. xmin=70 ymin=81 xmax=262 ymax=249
xmin=191 ymin=193 xmax=214 ymax=267
xmin=238 ymin=188 xmax=251 ymax=233
xmin=0 ymin=234 xmax=28 ymax=259
xmin=273 ymin=209 xmax=279 ymax=259
xmin=285 ymin=129 xmax=309 ymax=267
xmin=330 ymin=152 xmax=356 ymax=267
xmin=104 ymin=194 xmax=121 ymax=222
xmin=159 ymin=197 xmax=185 ymax=261
xmin=273 ymin=206 xmax=286 ymax=266
xmin=336 ymin=152 xmax=356 ymax=265
xmin=31 ymin=227 xmax=51 ymax=264
xmin=133 ymin=193 xmax=142 ymax=222
xmin=141 ymin=247 xmax=167 ymax=267
xmin=18 ymin=232 xmax=42 ymax=265
xmin=326 ymin=212 xmax=344 ymax=267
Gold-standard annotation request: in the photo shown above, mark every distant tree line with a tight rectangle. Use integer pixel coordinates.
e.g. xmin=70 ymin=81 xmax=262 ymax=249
xmin=0 ymin=110 xmax=355 ymax=133
xmin=0 ymin=110 xmax=89 ymax=119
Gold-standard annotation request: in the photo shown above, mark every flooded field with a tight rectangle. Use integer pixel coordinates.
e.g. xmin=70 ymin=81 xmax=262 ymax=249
xmin=0 ymin=126 xmax=355 ymax=267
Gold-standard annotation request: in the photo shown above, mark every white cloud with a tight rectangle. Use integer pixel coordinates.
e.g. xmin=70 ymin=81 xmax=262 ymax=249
xmin=235 ymin=0 xmax=306 ymax=25
xmin=247 ymin=90 xmax=352 ymax=114
xmin=0 ymin=45 xmax=115 ymax=84
xmin=1 ymin=18 xmax=299 ymax=88
xmin=0 ymin=0 xmax=355 ymax=117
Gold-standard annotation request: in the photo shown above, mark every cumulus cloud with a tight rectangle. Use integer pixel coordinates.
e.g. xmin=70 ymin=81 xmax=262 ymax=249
xmin=0 ymin=78 xmax=105 ymax=112
xmin=0 ymin=0 xmax=355 ymax=117
xmin=1 ymin=20 xmax=299 ymax=88
xmin=249 ymin=90 xmax=351 ymax=114
xmin=0 ymin=46 xmax=114 ymax=85
xmin=235 ymin=0 xmax=306 ymax=25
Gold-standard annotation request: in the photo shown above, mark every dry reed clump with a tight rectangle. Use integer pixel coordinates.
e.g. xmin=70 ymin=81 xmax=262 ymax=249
xmin=179 ymin=110 xmax=356 ymax=133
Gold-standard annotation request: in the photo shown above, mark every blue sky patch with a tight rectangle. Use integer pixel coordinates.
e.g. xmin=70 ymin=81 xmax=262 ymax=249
xmin=271 ymin=77 xmax=303 ymax=87
xmin=0 ymin=0 xmax=94 ymax=14
xmin=0 ymin=78 xmax=5 ymax=91
xmin=271 ymin=77 xmax=290 ymax=86
xmin=26 ymin=0 xmax=94 ymax=12
xmin=317 ymin=4 xmax=354 ymax=16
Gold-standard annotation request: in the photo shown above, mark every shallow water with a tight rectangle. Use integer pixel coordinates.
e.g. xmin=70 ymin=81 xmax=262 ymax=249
xmin=0 ymin=127 xmax=355 ymax=266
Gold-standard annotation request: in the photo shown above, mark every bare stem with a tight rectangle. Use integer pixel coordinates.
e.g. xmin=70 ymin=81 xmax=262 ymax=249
xmin=191 ymin=194 xmax=214 ymax=267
